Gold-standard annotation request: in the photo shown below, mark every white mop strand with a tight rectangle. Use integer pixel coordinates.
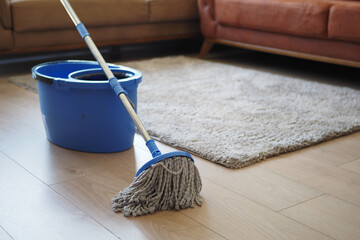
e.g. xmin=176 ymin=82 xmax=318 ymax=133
xmin=111 ymin=156 xmax=202 ymax=217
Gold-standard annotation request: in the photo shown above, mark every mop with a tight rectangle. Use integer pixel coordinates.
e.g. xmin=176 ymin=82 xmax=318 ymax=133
xmin=60 ymin=0 xmax=202 ymax=217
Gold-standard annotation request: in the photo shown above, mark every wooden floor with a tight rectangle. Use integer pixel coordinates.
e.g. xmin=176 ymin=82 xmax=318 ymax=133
xmin=0 ymin=49 xmax=360 ymax=240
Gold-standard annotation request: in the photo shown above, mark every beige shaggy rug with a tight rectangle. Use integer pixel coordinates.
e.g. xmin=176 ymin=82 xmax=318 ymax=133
xmin=9 ymin=55 xmax=360 ymax=168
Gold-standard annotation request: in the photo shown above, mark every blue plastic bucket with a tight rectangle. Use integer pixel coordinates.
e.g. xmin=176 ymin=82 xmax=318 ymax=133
xmin=32 ymin=60 xmax=142 ymax=153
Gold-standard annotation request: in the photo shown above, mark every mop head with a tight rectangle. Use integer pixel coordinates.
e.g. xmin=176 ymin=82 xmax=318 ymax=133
xmin=111 ymin=155 xmax=202 ymax=217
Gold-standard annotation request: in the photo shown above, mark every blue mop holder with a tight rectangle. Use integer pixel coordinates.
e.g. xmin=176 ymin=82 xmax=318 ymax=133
xmin=136 ymin=151 xmax=194 ymax=177
xmin=146 ymin=139 xmax=162 ymax=157
xmin=137 ymin=138 xmax=195 ymax=177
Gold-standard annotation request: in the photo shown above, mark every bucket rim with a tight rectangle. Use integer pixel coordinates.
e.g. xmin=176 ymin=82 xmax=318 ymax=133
xmin=32 ymin=60 xmax=122 ymax=84
xmin=32 ymin=60 xmax=141 ymax=87
xmin=67 ymin=67 xmax=142 ymax=84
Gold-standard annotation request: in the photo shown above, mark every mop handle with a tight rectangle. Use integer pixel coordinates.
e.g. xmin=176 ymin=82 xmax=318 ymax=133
xmin=60 ymin=0 xmax=152 ymax=143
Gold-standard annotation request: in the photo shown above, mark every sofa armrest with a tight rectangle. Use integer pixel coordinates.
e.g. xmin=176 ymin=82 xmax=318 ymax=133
xmin=0 ymin=0 xmax=12 ymax=29
xmin=197 ymin=0 xmax=217 ymax=37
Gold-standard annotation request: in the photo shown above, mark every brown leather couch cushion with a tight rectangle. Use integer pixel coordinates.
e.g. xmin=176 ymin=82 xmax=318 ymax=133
xmin=12 ymin=0 xmax=149 ymax=32
xmin=149 ymin=0 xmax=199 ymax=22
xmin=0 ymin=26 xmax=13 ymax=50
xmin=328 ymin=2 xmax=360 ymax=43
xmin=215 ymin=0 xmax=331 ymax=38
xmin=13 ymin=21 xmax=200 ymax=48
xmin=0 ymin=0 xmax=11 ymax=28
xmin=217 ymin=24 xmax=360 ymax=62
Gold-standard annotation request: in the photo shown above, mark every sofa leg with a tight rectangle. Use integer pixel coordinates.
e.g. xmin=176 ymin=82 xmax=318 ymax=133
xmin=199 ymin=39 xmax=215 ymax=59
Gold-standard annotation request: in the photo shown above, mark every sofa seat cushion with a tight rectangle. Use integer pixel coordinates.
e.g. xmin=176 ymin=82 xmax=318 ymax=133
xmin=215 ymin=0 xmax=331 ymax=38
xmin=13 ymin=21 xmax=200 ymax=48
xmin=217 ymin=25 xmax=360 ymax=62
xmin=12 ymin=0 xmax=149 ymax=32
xmin=0 ymin=26 xmax=13 ymax=50
xmin=328 ymin=2 xmax=360 ymax=43
xmin=0 ymin=0 xmax=12 ymax=28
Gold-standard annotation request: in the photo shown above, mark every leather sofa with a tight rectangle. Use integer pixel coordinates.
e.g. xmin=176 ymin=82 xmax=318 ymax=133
xmin=0 ymin=0 xmax=200 ymax=55
xmin=197 ymin=0 xmax=360 ymax=68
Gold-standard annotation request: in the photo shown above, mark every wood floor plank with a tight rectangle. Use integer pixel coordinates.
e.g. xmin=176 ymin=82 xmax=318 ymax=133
xmin=152 ymin=141 xmax=322 ymax=211
xmin=0 ymin=116 xmax=110 ymax=185
xmin=0 ymin=152 xmax=118 ymax=240
xmin=339 ymin=159 xmax=360 ymax=175
xmin=280 ymin=194 xmax=360 ymax=240
xmin=181 ymin=178 xmax=332 ymax=240
xmin=290 ymin=132 xmax=360 ymax=166
xmin=202 ymin=160 xmax=322 ymax=211
xmin=0 ymin=81 xmax=45 ymax=134
xmin=51 ymin=169 xmax=226 ymax=240
xmin=260 ymin=150 xmax=360 ymax=207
